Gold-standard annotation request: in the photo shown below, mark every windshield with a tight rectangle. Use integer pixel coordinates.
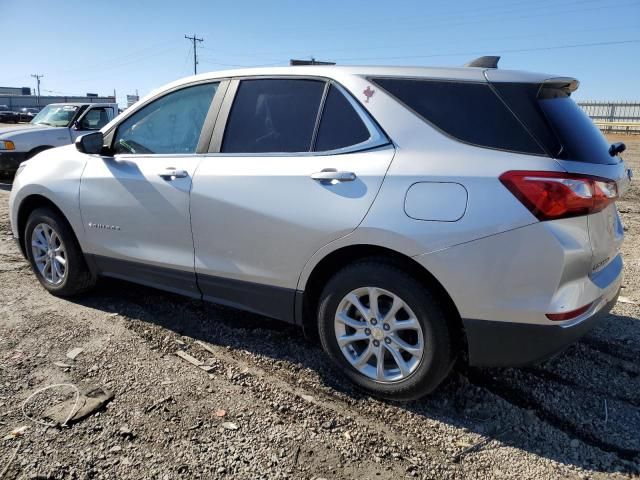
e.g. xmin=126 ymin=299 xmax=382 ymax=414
xmin=31 ymin=104 xmax=79 ymax=127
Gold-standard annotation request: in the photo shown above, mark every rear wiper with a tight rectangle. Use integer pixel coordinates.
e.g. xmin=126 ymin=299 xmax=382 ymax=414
xmin=609 ymin=142 xmax=626 ymax=157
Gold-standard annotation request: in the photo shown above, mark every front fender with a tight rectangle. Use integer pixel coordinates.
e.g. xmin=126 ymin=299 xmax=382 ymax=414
xmin=9 ymin=145 xmax=88 ymax=248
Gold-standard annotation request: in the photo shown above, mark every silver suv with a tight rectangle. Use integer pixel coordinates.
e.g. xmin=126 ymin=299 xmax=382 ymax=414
xmin=9 ymin=63 xmax=630 ymax=400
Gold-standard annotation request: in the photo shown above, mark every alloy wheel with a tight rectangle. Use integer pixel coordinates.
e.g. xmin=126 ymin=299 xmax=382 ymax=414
xmin=31 ymin=223 xmax=67 ymax=285
xmin=334 ymin=286 xmax=424 ymax=383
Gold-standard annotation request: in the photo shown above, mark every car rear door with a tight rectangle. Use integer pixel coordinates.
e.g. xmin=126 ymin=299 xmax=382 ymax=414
xmin=190 ymin=77 xmax=393 ymax=320
xmin=79 ymin=81 xmax=221 ymax=297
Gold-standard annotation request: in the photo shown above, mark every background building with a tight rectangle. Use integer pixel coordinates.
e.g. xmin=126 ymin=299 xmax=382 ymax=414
xmin=0 ymin=86 xmax=31 ymax=96
xmin=0 ymin=86 xmax=115 ymax=110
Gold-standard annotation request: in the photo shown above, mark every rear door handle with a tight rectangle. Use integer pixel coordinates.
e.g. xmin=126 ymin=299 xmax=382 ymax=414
xmin=311 ymin=169 xmax=357 ymax=183
xmin=158 ymin=168 xmax=188 ymax=180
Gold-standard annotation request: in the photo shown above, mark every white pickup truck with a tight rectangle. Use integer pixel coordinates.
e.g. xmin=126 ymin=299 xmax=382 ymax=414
xmin=0 ymin=102 xmax=118 ymax=176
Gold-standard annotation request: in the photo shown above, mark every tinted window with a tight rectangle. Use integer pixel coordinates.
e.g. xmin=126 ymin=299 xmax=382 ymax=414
xmin=492 ymin=82 xmax=562 ymax=158
xmin=373 ymin=78 xmax=544 ymax=155
xmin=114 ymin=83 xmax=217 ymax=154
xmin=222 ymin=79 xmax=325 ymax=153
xmin=538 ymin=86 xmax=616 ymax=164
xmin=314 ymin=85 xmax=370 ymax=151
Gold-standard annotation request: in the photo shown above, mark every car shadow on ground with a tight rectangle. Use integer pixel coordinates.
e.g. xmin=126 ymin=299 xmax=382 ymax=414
xmin=69 ymin=277 xmax=640 ymax=475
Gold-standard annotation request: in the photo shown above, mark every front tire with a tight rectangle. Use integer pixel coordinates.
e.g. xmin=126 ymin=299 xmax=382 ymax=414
xmin=317 ymin=260 xmax=454 ymax=401
xmin=25 ymin=208 xmax=95 ymax=296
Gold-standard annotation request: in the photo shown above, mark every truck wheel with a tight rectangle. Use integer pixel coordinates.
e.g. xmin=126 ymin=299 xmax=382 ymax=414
xmin=24 ymin=207 xmax=96 ymax=296
xmin=317 ymin=259 xmax=454 ymax=401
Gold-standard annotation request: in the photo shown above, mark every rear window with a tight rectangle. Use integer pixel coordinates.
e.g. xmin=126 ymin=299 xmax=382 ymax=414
xmin=372 ymin=78 xmax=544 ymax=155
xmin=537 ymin=85 xmax=616 ymax=165
xmin=492 ymin=82 xmax=617 ymax=165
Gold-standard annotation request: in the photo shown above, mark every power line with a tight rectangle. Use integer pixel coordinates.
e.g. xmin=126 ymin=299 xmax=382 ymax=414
xmin=182 ymin=45 xmax=193 ymax=75
xmin=198 ymin=57 xmax=283 ymax=68
xmin=185 ymin=34 xmax=204 ymax=75
xmin=331 ymin=39 xmax=640 ymax=62
xmin=236 ymin=0 xmax=639 ymax=53
xmin=306 ymin=0 xmax=634 ymax=37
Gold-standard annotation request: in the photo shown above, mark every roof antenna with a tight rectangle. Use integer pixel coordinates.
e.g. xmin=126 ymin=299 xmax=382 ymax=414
xmin=464 ymin=56 xmax=500 ymax=68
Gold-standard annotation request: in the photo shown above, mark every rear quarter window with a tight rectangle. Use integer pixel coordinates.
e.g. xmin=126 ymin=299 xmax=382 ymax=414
xmin=314 ymin=85 xmax=371 ymax=151
xmin=372 ymin=78 xmax=544 ymax=155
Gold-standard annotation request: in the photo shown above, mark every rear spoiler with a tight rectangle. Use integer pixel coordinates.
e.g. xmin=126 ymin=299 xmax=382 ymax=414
xmin=542 ymin=77 xmax=580 ymax=93
xmin=464 ymin=56 xmax=500 ymax=68
xmin=538 ymin=77 xmax=580 ymax=98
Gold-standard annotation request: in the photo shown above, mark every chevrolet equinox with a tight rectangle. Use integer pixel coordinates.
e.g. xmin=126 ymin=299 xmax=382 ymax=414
xmin=9 ymin=61 xmax=630 ymax=400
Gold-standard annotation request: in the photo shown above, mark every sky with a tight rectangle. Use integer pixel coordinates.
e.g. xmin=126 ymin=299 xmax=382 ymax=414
xmin=2 ymin=0 xmax=639 ymax=106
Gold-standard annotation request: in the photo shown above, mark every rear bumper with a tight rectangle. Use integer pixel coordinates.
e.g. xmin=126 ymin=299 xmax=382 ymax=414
xmin=464 ymin=286 xmax=620 ymax=367
xmin=0 ymin=151 xmax=26 ymax=174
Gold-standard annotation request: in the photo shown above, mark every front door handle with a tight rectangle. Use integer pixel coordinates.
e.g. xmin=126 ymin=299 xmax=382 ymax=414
xmin=311 ymin=169 xmax=357 ymax=183
xmin=158 ymin=168 xmax=188 ymax=180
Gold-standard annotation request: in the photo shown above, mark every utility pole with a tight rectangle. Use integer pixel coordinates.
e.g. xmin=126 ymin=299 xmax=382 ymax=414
xmin=31 ymin=74 xmax=43 ymax=107
xmin=184 ymin=34 xmax=203 ymax=75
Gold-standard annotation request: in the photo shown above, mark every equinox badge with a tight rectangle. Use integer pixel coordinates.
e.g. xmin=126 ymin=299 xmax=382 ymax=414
xmin=88 ymin=222 xmax=121 ymax=231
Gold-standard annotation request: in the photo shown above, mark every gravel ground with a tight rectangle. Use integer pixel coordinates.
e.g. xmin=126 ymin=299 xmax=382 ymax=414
xmin=0 ymin=135 xmax=639 ymax=479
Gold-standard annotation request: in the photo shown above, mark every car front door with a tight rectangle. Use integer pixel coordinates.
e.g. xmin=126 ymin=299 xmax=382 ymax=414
xmin=79 ymin=81 xmax=220 ymax=297
xmin=70 ymin=106 xmax=116 ymax=142
xmin=190 ymin=78 xmax=394 ymax=320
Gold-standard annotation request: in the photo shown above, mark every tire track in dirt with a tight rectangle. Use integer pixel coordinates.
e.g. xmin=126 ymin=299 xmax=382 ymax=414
xmin=466 ymin=368 xmax=640 ymax=467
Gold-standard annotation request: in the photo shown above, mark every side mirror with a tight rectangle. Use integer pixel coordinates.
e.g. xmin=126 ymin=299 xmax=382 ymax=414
xmin=76 ymin=131 xmax=106 ymax=155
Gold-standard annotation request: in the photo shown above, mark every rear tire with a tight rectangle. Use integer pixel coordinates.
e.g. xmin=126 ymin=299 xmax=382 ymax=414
xmin=24 ymin=207 xmax=95 ymax=296
xmin=317 ymin=259 xmax=454 ymax=401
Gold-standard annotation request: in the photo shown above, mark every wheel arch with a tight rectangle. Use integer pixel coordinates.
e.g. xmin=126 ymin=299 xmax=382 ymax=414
xmin=299 ymin=244 xmax=466 ymax=356
xmin=26 ymin=145 xmax=54 ymax=159
xmin=16 ymin=194 xmax=77 ymax=258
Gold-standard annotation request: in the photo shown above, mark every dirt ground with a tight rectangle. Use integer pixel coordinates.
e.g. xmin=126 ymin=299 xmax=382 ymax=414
xmin=0 ymin=134 xmax=639 ymax=479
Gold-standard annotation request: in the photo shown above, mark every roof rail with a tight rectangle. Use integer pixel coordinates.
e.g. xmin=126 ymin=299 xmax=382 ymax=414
xmin=464 ymin=56 xmax=500 ymax=68
xmin=290 ymin=58 xmax=336 ymax=66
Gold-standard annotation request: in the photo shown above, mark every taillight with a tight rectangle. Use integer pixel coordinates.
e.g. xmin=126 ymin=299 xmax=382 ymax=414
xmin=546 ymin=302 xmax=592 ymax=321
xmin=499 ymin=170 xmax=618 ymax=221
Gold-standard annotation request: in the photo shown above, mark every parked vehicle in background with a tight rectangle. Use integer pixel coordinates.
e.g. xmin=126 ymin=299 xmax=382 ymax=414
xmin=0 ymin=106 xmax=19 ymax=123
xmin=0 ymin=102 xmax=117 ymax=176
xmin=18 ymin=107 xmax=39 ymax=123
xmin=8 ymin=62 xmax=630 ymax=399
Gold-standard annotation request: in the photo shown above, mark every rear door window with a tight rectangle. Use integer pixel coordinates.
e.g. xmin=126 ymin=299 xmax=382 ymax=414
xmin=314 ymin=85 xmax=370 ymax=151
xmin=222 ymin=79 xmax=325 ymax=153
xmin=372 ymin=78 xmax=544 ymax=155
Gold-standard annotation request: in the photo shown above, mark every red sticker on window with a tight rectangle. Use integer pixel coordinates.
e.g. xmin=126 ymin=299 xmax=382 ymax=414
xmin=363 ymin=86 xmax=375 ymax=103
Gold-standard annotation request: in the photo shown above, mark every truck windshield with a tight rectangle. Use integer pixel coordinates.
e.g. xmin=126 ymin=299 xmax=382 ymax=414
xmin=31 ymin=105 xmax=79 ymax=127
